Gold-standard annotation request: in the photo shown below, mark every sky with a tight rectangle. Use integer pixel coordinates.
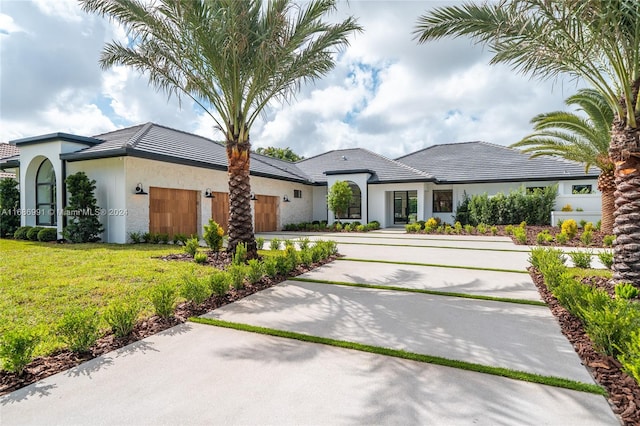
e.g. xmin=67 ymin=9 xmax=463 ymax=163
xmin=0 ymin=0 xmax=586 ymax=159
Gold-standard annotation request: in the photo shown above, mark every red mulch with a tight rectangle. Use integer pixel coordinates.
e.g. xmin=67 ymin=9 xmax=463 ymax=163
xmin=0 ymin=255 xmax=337 ymax=397
xmin=529 ymin=268 xmax=640 ymax=425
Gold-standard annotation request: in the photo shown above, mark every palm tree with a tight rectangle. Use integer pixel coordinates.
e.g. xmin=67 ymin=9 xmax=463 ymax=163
xmin=511 ymin=89 xmax=615 ymax=234
xmin=415 ymin=0 xmax=640 ymax=284
xmin=80 ymin=0 xmax=361 ymax=257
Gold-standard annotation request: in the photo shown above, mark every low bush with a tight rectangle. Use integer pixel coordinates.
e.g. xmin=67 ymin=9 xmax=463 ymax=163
xmin=147 ymin=233 xmax=161 ymax=244
xmin=13 ymin=226 xmax=33 ymax=240
xmin=367 ymin=221 xmax=380 ymax=230
xmin=569 ymin=250 xmax=592 ymax=269
xmin=129 ymin=232 xmax=142 ymax=244
xmin=536 ymin=230 xmax=553 ymax=245
xmin=262 ymin=256 xmax=278 ymax=278
xmin=203 ymin=219 xmax=224 ymax=251
xmin=579 ymin=219 xmax=587 ymax=228
xmin=173 ymin=233 xmax=188 ymax=245
xmin=405 ymin=223 xmax=421 ymax=233
xmin=598 ymin=251 xmax=614 ymax=270
xmin=299 ymin=248 xmax=313 ymax=267
xmin=581 ymin=297 xmax=640 ymax=356
xmin=142 ymin=232 xmax=151 ymax=243
xmin=233 ymin=242 xmax=247 ymax=265
xmin=209 ymin=271 xmax=230 ymax=296
xmin=464 ymin=224 xmax=475 ymax=234
xmin=56 ymin=308 xmax=101 ymax=353
xmin=148 ymin=283 xmax=177 ymax=319
xmin=618 ymin=331 xmax=640 ymax=384
xmin=270 ymin=238 xmax=281 ymax=251
xmin=615 ymin=283 xmax=639 ymax=300
xmin=184 ymin=237 xmax=199 ymax=257
xmin=476 ymin=223 xmax=487 ymax=234
xmin=580 ymin=230 xmax=593 ymax=246
xmin=584 ymin=222 xmax=594 ymax=233
xmin=158 ymin=233 xmax=170 ymax=244
xmin=454 ymin=221 xmax=463 ymax=234
xmin=37 ymin=228 xmax=58 ymax=242
xmin=513 ymin=227 xmax=527 ymax=244
xmin=246 ymin=259 xmax=264 ymax=284
xmin=0 ymin=327 xmax=40 ymax=375
xmin=603 ymin=235 xmax=616 ymax=247
xmin=103 ymin=299 xmax=140 ymax=338
xmin=180 ymin=275 xmax=211 ymax=305
xmin=561 ymin=219 xmax=578 ymax=239
xmin=256 ymin=237 xmax=265 ymax=250
xmin=561 ymin=204 xmax=573 ymax=212
xmin=26 ymin=226 xmax=45 ymax=241
xmin=194 ymin=252 xmax=208 ymax=264
xmin=227 ymin=264 xmax=247 ymax=289
xmin=555 ymin=232 xmax=568 ymax=245
xmin=503 ymin=224 xmax=513 ymax=235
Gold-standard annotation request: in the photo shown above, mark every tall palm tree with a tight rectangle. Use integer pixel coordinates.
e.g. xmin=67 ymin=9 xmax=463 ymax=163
xmin=511 ymin=89 xmax=615 ymax=234
xmin=415 ymin=0 xmax=640 ymax=284
xmin=80 ymin=0 xmax=361 ymax=257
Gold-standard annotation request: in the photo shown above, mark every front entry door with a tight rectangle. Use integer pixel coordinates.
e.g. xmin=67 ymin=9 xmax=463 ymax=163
xmin=393 ymin=191 xmax=417 ymax=224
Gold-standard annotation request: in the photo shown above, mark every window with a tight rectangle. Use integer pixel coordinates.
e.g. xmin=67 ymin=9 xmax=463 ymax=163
xmin=572 ymin=184 xmax=593 ymax=194
xmin=294 ymin=189 xmax=302 ymax=199
xmin=36 ymin=159 xmax=56 ymax=226
xmin=433 ymin=190 xmax=453 ymax=213
xmin=336 ymin=181 xmax=361 ymax=219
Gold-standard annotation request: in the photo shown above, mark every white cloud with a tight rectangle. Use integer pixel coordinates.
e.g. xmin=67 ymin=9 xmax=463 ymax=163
xmin=32 ymin=0 xmax=84 ymax=22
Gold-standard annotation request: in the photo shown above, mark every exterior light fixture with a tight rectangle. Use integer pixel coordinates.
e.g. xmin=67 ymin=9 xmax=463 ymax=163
xmin=283 ymin=195 xmax=290 ymax=202
xmin=250 ymin=192 xmax=258 ymax=201
xmin=204 ymin=188 xmax=214 ymax=198
xmin=135 ymin=183 xmax=147 ymax=195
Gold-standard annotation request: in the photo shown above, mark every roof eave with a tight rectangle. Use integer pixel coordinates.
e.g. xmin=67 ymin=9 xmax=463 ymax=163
xmin=11 ymin=133 xmax=103 ymax=147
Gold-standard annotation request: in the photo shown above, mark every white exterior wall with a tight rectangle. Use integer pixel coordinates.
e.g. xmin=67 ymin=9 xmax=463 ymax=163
xmin=325 ymin=173 xmax=370 ymax=225
xmin=312 ymin=186 xmax=328 ymax=222
xmin=368 ymin=182 xmax=428 ymax=228
xmin=124 ymin=157 xmax=313 ymax=240
xmin=18 ymin=140 xmax=95 ymax=238
xmin=67 ymin=158 xmax=126 ymax=243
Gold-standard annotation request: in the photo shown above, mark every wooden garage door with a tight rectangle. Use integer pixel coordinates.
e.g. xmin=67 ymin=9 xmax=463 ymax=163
xmin=210 ymin=191 xmax=229 ymax=232
xmin=149 ymin=187 xmax=198 ymax=237
xmin=255 ymin=195 xmax=278 ymax=233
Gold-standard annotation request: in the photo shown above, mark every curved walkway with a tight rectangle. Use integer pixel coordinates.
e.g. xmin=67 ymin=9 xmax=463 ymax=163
xmin=0 ymin=230 xmax=618 ymax=425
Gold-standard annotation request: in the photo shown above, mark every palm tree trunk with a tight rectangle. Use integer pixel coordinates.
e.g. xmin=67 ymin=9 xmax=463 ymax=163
xmin=226 ymin=142 xmax=258 ymax=259
xmin=597 ymin=170 xmax=615 ymax=235
xmin=609 ymin=119 xmax=640 ymax=285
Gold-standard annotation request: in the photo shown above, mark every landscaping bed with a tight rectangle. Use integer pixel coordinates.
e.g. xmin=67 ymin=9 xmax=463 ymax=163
xmin=529 ymin=268 xmax=640 ymax=425
xmin=0 ymin=254 xmax=338 ymax=396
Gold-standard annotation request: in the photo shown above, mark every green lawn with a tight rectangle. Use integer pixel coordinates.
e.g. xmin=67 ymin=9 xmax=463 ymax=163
xmin=0 ymin=239 xmax=211 ymax=355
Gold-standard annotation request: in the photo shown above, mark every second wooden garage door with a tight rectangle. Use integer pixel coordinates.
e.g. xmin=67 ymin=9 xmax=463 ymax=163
xmin=210 ymin=191 xmax=229 ymax=232
xmin=149 ymin=187 xmax=198 ymax=237
xmin=254 ymin=195 xmax=278 ymax=232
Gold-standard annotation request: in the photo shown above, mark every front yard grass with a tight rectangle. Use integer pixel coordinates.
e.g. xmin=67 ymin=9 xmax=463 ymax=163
xmin=0 ymin=239 xmax=210 ymax=356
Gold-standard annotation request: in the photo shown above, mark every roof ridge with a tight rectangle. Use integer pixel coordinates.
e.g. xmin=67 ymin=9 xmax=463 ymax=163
xmin=127 ymin=122 xmax=154 ymax=148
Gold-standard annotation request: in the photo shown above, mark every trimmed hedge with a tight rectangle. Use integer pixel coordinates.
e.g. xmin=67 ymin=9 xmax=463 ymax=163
xmin=37 ymin=228 xmax=58 ymax=242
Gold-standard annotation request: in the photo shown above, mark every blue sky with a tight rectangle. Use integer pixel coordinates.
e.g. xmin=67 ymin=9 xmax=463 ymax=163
xmin=0 ymin=0 xmax=583 ymax=159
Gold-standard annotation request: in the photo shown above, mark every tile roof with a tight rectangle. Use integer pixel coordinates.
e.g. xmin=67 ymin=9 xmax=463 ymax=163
xmin=396 ymin=141 xmax=599 ymax=183
xmin=297 ymin=148 xmax=434 ymax=184
xmin=61 ymin=123 xmax=311 ymax=183
xmin=0 ymin=143 xmax=19 ymax=160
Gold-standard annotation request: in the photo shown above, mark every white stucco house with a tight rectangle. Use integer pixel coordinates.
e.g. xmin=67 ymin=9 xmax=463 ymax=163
xmin=0 ymin=122 xmax=600 ymax=243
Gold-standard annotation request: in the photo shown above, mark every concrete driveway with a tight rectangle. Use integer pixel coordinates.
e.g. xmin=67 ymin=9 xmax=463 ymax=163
xmin=0 ymin=230 xmax=618 ymax=425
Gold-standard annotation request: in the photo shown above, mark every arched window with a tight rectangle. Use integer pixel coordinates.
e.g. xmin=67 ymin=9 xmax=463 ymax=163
xmin=346 ymin=181 xmax=361 ymax=219
xmin=36 ymin=159 xmax=56 ymax=226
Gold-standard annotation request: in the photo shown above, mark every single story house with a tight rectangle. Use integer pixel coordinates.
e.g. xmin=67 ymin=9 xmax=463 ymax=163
xmin=0 ymin=122 xmax=600 ymax=243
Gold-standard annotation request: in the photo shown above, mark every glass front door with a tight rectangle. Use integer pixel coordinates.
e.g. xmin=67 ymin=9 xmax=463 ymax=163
xmin=394 ymin=191 xmax=417 ymax=224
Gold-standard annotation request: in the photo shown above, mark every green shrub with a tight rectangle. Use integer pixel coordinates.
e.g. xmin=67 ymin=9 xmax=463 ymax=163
xmin=148 ymin=283 xmax=177 ymax=319
xmin=598 ymin=251 xmax=614 ymax=269
xmin=618 ymin=331 xmax=640 ymax=384
xmin=129 ymin=231 xmax=142 ymax=244
xmin=580 ymin=230 xmax=593 ymax=246
xmin=334 ymin=222 xmax=342 ymax=231
xmin=504 ymin=224 xmax=514 ymax=235
xmin=180 ymin=275 xmax=211 ymax=305
xmin=464 ymin=224 xmax=474 ymax=234
xmin=299 ymin=248 xmax=313 ymax=267
xmin=184 ymin=237 xmax=199 ymax=257
xmin=513 ymin=227 xmax=527 ymax=244
xmin=536 ymin=231 xmax=551 ymax=245
xmin=296 ymin=237 xmax=310 ymax=251
xmin=561 ymin=219 xmax=578 ymax=239
xmin=615 ymin=282 xmax=639 ymax=300
xmin=569 ymin=250 xmax=592 ymax=269
xmin=141 ymin=232 xmax=151 ymax=243
xmin=466 ymin=186 xmax=557 ymax=226
xmin=555 ymin=232 xmax=569 ymax=245
xmin=27 ymin=226 xmax=44 ymax=241
xmin=490 ymin=226 xmax=498 ymax=235
xmin=148 ymin=233 xmax=161 ymax=244
xmin=367 ymin=221 xmax=380 ymax=230
xmin=209 ymin=271 xmax=230 ymax=296
xmin=203 ymin=219 xmax=224 ymax=251
xmin=103 ymin=299 xmax=140 ymax=338
xmin=233 ymin=242 xmax=247 ymax=265
xmin=0 ymin=327 xmax=40 ymax=375
xmin=603 ymin=235 xmax=616 ymax=247
xmin=63 ymin=172 xmax=103 ymax=243
xmin=37 ymin=228 xmax=58 ymax=242
xmin=0 ymin=178 xmax=20 ymax=237
xmin=158 ymin=233 xmax=170 ymax=244
xmin=584 ymin=222 xmax=594 ymax=232
xmin=579 ymin=219 xmax=587 ymax=228
xmin=270 ymin=238 xmax=281 ymax=251
xmin=554 ymin=277 xmax=595 ymax=318
xmin=356 ymin=224 xmax=365 ymax=232
xmin=228 ymin=264 xmax=247 ymax=289
xmin=476 ymin=223 xmax=487 ymax=234
xmin=57 ymin=308 xmax=101 ymax=353
xmin=561 ymin=204 xmax=573 ymax=212
xmin=595 ymin=220 xmax=601 ymax=231
xmin=13 ymin=226 xmax=33 ymax=240
xmin=262 ymin=256 xmax=278 ymax=278
xmin=283 ymin=246 xmax=299 ymax=273
xmin=194 ymin=252 xmax=208 ymax=264
xmin=255 ymin=237 xmax=265 ymax=250
xmin=582 ymin=297 xmax=640 ymax=356
xmin=246 ymin=259 xmax=264 ymax=284
xmin=557 ymin=219 xmax=564 ymax=228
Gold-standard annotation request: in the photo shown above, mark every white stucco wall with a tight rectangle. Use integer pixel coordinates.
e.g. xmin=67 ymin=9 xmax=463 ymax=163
xmin=368 ymin=182 xmax=428 ymax=228
xmin=17 ymin=140 xmax=94 ymax=238
xmin=250 ymin=174 xmax=313 ymax=227
xmin=312 ymin=186 xmax=328 ymax=222
xmin=67 ymin=157 xmax=126 ymax=243
xmin=325 ymin=173 xmax=369 ymax=225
